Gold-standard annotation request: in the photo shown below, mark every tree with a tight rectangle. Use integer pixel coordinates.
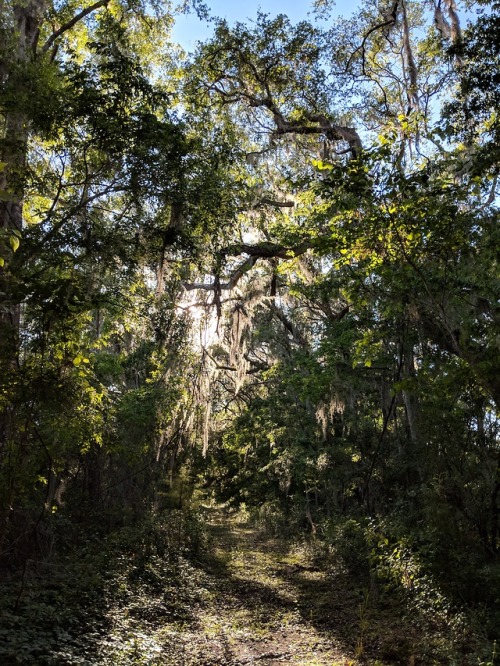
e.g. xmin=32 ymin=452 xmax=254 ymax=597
xmin=0 ymin=0 xmax=241 ymax=563
xmin=185 ymin=1 xmax=500 ymax=573
xmin=1 ymin=0 xmax=499 ymax=651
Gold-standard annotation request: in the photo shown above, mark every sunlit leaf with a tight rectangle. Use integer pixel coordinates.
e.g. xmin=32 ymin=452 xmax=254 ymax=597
xmin=9 ymin=236 xmax=20 ymax=252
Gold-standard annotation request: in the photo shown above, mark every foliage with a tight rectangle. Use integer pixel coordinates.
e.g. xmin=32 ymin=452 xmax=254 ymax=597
xmin=0 ymin=0 xmax=499 ymax=662
xmin=0 ymin=508 xmax=210 ymax=665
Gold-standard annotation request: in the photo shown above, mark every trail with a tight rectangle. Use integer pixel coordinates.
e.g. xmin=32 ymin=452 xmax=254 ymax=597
xmin=0 ymin=508 xmax=399 ymax=665
xmin=158 ymin=511 xmax=362 ymax=666
xmin=0 ymin=508 xmax=481 ymax=665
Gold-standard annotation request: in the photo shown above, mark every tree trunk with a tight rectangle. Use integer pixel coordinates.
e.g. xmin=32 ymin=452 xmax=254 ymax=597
xmin=0 ymin=0 xmax=45 ymax=450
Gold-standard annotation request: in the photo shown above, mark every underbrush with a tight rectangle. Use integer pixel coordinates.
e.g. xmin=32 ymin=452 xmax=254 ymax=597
xmin=246 ymin=499 xmax=312 ymax=536
xmin=319 ymin=515 xmax=499 ymax=665
xmin=0 ymin=509 xmax=211 ymax=665
xmin=242 ymin=500 xmax=499 ymax=665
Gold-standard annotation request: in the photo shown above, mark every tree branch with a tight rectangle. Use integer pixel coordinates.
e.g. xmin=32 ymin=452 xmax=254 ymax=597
xmin=259 ymin=198 xmax=295 ymax=208
xmin=40 ymin=0 xmax=109 ymax=55
xmin=228 ymin=240 xmax=312 ymax=259
xmin=268 ymin=301 xmax=308 ymax=348
xmin=271 ymin=111 xmax=363 ymax=156
xmin=183 ymin=256 xmax=259 ymax=292
xmin=183 ymin=240 xmax=313 ymax=292
xmin=206 ymin=60 xmax=362 ymax=155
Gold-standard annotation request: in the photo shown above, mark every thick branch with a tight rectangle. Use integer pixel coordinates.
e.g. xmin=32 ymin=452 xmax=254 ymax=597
xmin=270 ymin=110 xmax=362 ymax=156
xmin=227 ymin=240 xmax=312 ymax=260
xmin=259 ymin=198 xmax=294 ymax=208
xmin=183 ymin=240 xmax=313 ymax=292
xmin=184 ymin=256 xmax=258 ymax=292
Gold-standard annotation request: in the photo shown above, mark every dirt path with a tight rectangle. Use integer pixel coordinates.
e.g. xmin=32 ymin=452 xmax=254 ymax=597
xmin=158 ymin=513 xmax=362 ymax=666
xmin=0 ymin=510 xmax=482 ymax=664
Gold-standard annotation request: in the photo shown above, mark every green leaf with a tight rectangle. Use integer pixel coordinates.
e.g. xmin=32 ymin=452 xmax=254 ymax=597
xmin=9 ymin=236 xmax=20 ymax=252
xmin=0 ymin=257 xmax=4 ymax=267
xmin=311 ymin=158 xmax=333 ymax=171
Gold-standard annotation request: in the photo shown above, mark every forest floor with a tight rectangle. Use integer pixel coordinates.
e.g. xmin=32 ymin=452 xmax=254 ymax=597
xmin=0 ymin=507 xmax=488 ymax=665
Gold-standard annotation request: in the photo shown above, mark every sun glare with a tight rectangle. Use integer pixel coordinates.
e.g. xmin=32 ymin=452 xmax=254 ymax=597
xmin=177 ymin=289 xmax=221 ymax=349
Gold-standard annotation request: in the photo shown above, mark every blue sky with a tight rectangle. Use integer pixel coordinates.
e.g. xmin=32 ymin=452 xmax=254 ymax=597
xmin=172 ymin=0 xmax=360 ymax=50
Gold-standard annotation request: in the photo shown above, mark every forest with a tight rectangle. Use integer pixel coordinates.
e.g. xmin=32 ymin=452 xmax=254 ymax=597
xmin=0 ymin=0 xmax=499 ymax=663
